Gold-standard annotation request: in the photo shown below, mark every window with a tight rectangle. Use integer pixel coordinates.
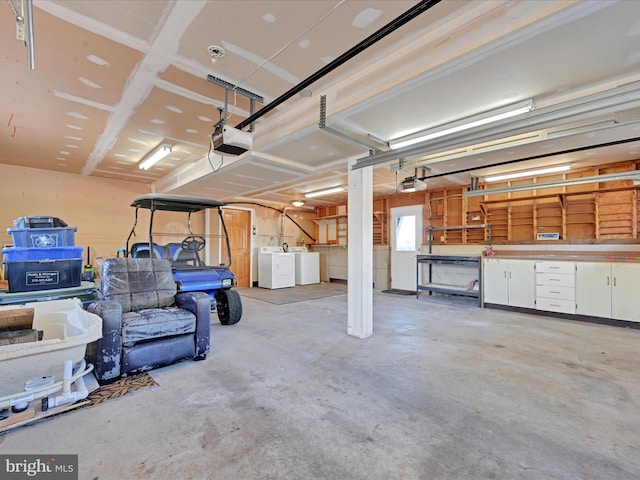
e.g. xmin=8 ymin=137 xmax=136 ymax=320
xmin=395 ymin=215 xmax=416 ymax=251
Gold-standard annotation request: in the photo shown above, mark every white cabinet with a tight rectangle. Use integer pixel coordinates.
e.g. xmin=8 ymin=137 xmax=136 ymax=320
xmin=576 ymin=262 xmax=640 ymax=322
xmin=535 ymin=261 xmax=576 ymax=314
xmin=575 ymin=262 xmax=611 ymax=318
xmin=484 ymin=256 xmax=640 ymax=324
xmin=484 ymin=258 xmax=535 ymax=308
xmin=483 ymin=258 xmax=508 ymax=305
xmin=611 ymin=263 xmax=640 ymax=322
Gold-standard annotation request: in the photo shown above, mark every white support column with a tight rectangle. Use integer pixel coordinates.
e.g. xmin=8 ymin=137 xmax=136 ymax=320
xmin=347 ymin=157 xmax=373 ymax=338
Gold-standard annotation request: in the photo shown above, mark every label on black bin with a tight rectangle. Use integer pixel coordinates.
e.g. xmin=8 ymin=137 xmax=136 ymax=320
xmin=26 ymin=271 xmax=59 ymax=286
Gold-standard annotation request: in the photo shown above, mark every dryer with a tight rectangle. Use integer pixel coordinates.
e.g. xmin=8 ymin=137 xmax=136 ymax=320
xmin=288 ymin=246 xmax=320 ymax=285
xmin=258 ymin=246 xmax=295 ymax=289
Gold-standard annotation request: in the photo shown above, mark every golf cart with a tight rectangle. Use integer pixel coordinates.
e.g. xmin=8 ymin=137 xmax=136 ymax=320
xmin=125 ymin=194 xmax=242 ymax=325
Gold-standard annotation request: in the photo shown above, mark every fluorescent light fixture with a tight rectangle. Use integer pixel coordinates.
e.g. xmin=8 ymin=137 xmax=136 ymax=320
xmin=138 ymin=144 xmax=172 ymax=170
xmin=291 ymin=200 xmax=305 ymax=207
xmin=485 ymin=163 xmax=572 ymax=183
xmin=465 ymin=170 xmax=640 ymax=197
xmin=304 ymin=185 xmax=344 ymax=198
xmin=390 ymin=100 xmax=534 ymax=150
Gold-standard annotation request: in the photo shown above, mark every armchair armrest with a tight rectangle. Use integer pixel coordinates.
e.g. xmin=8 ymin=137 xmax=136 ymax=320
xmin=175 ymin=292 xmax=211 ymax=359
xmin=86 ymin=299 xmax=123 ymax=382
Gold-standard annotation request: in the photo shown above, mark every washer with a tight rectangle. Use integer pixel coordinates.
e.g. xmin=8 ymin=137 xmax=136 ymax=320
xmin=288 ymin=246 xmax=320 ymax=285
xmin=258 ymin=246 xmax=295 ymax=289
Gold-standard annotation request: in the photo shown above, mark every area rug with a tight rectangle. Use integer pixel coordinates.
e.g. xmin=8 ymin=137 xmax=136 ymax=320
xmin=239 ymin=282 xmax=347 ymax=305
xmin=84 ymin=372 xmax=159 ymax=407
xmin=381 ymin=289 xmax=416 ymax=295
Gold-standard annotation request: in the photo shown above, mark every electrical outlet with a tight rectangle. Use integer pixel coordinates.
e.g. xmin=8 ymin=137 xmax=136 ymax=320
xmin=440 ymin=235 xmax=445 ymax=242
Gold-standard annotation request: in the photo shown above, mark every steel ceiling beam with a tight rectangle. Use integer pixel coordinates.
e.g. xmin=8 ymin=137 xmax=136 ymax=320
xmin=352 ymin=80 xmax=640 ymax=170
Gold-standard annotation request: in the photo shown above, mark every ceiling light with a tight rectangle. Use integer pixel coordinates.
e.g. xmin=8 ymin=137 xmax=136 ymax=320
xmin=484 ymin=163 xmax=572 ymax=182
xmin=389 ymin=100 xmax=534 ymax=150
xmin=304 ymin=185 xmax=344 ymax=198
xmin=138 ymin=144 xmax=172 ymax=170
xmin=86 ymin=54 xmax=110 ymax=67
xmin=79 ymin=77 xmax=102 ymax=89
xmin=292 ymin=200 xmax=305 ymax=207
xmin=465 ymin=170 xmax=640 ymax=197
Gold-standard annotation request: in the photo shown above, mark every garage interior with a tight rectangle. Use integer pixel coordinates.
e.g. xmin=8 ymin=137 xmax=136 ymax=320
xmin=1 ymin=1 xmax=640 ymax=478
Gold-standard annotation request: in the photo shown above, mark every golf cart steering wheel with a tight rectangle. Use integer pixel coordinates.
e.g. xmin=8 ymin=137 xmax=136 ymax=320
xmin=181 ymin=235 xmax=206 ymax=252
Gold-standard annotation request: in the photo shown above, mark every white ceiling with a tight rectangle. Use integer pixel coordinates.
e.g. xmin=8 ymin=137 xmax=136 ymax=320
xmin=2 ymin=0 xmax=640 ymax=208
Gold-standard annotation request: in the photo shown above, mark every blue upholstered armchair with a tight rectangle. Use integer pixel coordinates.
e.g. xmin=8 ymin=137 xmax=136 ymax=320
xmin=86 ymin=258 xmax=210 ymax=382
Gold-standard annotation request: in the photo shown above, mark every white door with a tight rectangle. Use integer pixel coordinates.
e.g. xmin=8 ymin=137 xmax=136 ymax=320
xmin=390 ymin=205 xmax=423 ymax=291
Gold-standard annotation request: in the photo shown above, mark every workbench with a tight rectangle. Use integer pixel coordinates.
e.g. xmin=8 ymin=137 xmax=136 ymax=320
xmin=416 ymin=255 xmax=482 ymax=305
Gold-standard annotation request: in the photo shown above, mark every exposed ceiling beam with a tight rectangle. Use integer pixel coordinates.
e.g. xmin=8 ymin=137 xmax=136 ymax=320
xmin=81 ymin=1 xmax=208 ymax=175
xmin=352 ymin=80 xmax=640 ymax=170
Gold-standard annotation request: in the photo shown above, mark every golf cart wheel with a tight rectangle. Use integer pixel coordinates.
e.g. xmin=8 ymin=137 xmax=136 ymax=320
xmin=215 ymin=289 xmax=242 ymax=325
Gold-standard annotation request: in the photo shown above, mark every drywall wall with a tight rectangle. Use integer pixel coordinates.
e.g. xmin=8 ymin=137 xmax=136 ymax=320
xmin=0 ymin=164 xmax=150 ymax=266
xmin=0 ymin=165 xmax=317 ymax=286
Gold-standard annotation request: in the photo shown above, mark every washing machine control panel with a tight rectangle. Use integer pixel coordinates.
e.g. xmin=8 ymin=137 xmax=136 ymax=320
xmin=260 ymin=246 xmax=285 ymax=254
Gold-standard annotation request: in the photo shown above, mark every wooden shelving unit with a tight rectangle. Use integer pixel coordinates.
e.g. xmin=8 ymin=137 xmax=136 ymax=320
xmin=314 ymin=161 xmax=640 ymax=247
xmin=475 ymin=175 xmax=640 ymax=242
xmin=535 ymin=200 xmax=563 ymax=238
xmin=315 ymin=200 xmax=389 ymax=246
xmin=424 ymin=224 xmax=492 ymax=252
xmin=373 ymin=198 xmax=388 ymax=245
xmin=565 ymin=195 xmax=596 ymax=239
xmin=445 ymin=194 xmax=464 ymax=244
xmin=464 ymin=196 xmax=486 ymax=243
xmin=486 ymin=206 xmax=508 ymax=242
xmin=597 ymin=190 xmax=635 ymax=239
xmin=510 ymin=203 xmax=534 ymax=240
xmin=313 ymin=205 xmax=347 ymax=245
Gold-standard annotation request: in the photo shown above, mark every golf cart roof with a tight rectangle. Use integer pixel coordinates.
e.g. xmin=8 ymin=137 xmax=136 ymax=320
xmin=131 ymin=194 xmax=226 ymax=212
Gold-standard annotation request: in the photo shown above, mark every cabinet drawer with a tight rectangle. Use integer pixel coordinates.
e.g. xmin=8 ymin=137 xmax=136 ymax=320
xmin=536 ymin=262 xmax=574 ymax=274
xmin=536 ymin=297 xmax=576 ymax=314
xmin=536 ymin=272 xmax=575 ymax=287
xmin=536 ymin=285 xmax=575 ymax=300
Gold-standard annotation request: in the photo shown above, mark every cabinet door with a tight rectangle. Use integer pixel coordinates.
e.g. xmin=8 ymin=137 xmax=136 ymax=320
xmin=575 ymin=262 xmax=611 ymax=318
xmin=508 ymin=260 xmax=535 ymax=308
xmin=483 ymin=258 xmax=508 ymax=305
xmin=612 ymin=263 xmax=640 ymax=322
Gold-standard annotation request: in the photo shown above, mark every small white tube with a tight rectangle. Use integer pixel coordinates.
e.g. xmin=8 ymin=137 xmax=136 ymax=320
xmin=62 ymin=359 xmax=73 ymax=394
xmin=50 ymin=360 xmax=90 ymax=407
xmin=0 ymin=361 xmax=94 ymax=410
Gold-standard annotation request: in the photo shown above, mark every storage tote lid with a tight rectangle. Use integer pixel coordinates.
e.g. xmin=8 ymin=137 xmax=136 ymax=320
xmin=12 ymin=216 xmax=68 ymax=229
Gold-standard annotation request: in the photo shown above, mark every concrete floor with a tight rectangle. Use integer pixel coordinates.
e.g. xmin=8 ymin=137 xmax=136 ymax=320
xmin=2 ymin=290 xmax=639 ymax=480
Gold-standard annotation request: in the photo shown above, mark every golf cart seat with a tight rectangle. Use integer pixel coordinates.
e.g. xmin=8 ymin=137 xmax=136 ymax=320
xmin=130 ymin=242 xmax=165 ymax=259
xmin=86 ymin=257 xmax=211 ymax=382
xmin=168 ymin=243 xmax=201 ymax=267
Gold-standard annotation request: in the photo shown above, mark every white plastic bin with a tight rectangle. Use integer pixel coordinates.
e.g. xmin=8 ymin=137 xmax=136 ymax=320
xmin=0 ymin=299 xmax=102 ymax=397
